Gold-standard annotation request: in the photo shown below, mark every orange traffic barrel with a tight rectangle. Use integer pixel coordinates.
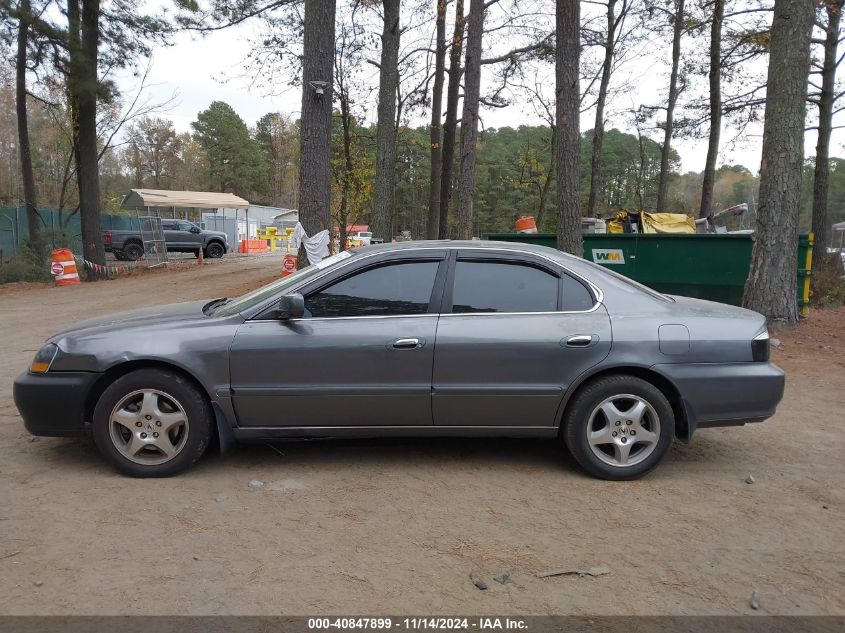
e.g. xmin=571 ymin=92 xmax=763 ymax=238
xmin=50 ymin=248 xmax=80 ymax=286
xmin=282 ymin=253 xmax=298 ymax=277
xmin=515 ymin=215 xmax=538 ymax=233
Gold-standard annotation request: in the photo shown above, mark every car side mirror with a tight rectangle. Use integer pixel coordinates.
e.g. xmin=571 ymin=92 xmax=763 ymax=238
xmin=278 ymin=293 xmax=305 ymax=320
xmin=190 ymin=226 xmax=201 ymax=234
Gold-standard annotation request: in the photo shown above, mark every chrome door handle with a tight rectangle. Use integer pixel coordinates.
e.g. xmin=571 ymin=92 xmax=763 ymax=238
xmin=565 ymin=335 xmax=595 ymax=347
xmin=393 ymin=338 xmax=421 ymax=349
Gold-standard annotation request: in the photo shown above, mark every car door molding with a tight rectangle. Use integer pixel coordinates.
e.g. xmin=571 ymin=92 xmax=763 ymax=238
xmin=255 ymin=313 xmax=441 ymax=323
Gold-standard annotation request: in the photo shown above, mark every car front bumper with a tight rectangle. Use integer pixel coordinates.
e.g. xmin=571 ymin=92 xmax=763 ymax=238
xmin=653 ymin=362 xmax=785 ymax=434
xmin=13 ymin=371 xmax=101 ymax=437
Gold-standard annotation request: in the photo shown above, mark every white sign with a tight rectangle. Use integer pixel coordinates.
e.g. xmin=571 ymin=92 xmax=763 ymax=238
xmin=592 ymin=249 xmax=626 ymax=265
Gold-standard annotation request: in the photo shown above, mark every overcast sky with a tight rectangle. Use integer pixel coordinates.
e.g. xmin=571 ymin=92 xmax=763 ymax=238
xmin=116 ymin=14 xmax=837 ymax=176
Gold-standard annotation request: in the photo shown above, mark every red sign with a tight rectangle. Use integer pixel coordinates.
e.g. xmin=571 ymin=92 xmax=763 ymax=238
xmin=51 ymin=262 xmax=64 ymax=276
xmin=283 ymin=255 xmax=297 ymax=271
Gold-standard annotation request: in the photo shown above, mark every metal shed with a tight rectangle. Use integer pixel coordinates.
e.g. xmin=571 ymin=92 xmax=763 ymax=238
xmin=121 ymin=190 xmax=254 ymax=255
xmin=121 ymin=189 xmax=249 ymax=210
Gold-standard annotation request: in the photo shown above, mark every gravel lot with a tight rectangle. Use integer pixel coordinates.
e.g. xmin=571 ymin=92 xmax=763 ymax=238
xmin=0 ymin=253 xmax=843 ymax=615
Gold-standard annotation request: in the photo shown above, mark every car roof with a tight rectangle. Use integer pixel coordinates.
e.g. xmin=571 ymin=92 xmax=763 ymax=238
xmin=355 ymin=239 xmax=591 ymax=272
xmin=354 ymin=239 xmax=674 ymax=308
xmin=357 ymin=239 xmax=572 ymax=257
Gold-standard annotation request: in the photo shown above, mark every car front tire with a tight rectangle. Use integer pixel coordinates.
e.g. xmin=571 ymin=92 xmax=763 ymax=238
xmin=92 ymin=369 xmax=213 ymax=477
xmin=563 ymin=374 xmax=674 ymax=480
xmin=204 ymin=241 xmax=225 ymax=258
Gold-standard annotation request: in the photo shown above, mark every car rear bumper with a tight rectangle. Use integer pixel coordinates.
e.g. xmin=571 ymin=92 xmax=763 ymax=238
xmin=13 ymin=371 xmax=100 ymax=437
xmin=653 ymin=362 xmax=785 ymax=434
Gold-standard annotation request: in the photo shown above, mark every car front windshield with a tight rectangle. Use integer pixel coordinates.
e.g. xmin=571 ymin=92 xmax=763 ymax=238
xmin=212 ymin=250 xmax=356 ymax=316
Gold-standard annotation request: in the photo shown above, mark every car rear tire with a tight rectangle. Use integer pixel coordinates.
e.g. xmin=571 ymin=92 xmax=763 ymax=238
xmin=122 ymin=242 xmax=143 ymax=261
xmin=204 ymin=241 xmax=225 ymax=258
xmin=562 ymin=374 xmax=674 ymax=480
xmin=92 ymin=369 xmax=213 ymax=477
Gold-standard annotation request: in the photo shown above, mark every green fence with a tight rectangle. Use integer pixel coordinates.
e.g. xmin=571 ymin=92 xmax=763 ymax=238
xmin=483 ymin=232 xmax=814 ymax=316
xmin=0 ymin=208 xmax=141 ymax=261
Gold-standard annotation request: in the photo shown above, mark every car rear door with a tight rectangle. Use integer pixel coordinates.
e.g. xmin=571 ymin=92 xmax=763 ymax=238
xmin=229 ymin=250 xmax=449 ymax=428
xmin=432 ymin=251 xmax=612 ymax=427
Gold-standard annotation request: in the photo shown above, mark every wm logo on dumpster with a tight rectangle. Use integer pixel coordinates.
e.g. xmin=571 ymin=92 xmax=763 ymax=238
xmin=592 ymin=249 xmax=626 ymax=265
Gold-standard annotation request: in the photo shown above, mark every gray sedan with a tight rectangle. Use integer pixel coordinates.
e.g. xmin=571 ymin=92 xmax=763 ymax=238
xmin=13 ymin=241 xmax=784 ymax=480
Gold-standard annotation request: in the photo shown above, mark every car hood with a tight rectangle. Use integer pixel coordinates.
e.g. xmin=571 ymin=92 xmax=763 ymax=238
xmin=50 ymin=300 xmax=211 ymax=340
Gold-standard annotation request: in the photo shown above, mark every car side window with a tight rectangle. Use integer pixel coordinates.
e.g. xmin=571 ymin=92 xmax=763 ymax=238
xmin=561 ymin=273 xmax=595 ymax=311
xmin=451 ymin=260 xmax=559 ymax=313
xmin=161 ymin=221 xmax=176 ymax=230
xmin=304 ymin=261 xmax=440 ymax=318
xmin=177 ymin=221 xmax=193 ymax=232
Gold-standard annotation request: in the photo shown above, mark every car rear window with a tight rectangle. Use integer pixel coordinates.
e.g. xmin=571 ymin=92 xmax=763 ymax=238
xmin=579 ymin=258 xmax=674 ymax=302
xmin=561 ymin=274 xmax=595 ymax=311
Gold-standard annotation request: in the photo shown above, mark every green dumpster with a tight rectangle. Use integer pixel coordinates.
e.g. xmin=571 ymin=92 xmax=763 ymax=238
xmin=482 ymin=232 xmax=814 ymax=316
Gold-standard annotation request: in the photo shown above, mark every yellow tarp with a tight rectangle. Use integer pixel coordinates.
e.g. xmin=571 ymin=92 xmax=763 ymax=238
xmin=607 ymin=211 xmax=696 ymax=234
xmin=607 ymin=213 xmax=626 ymax=234
xmin=641 ymin=212 xmax=696 ymax=233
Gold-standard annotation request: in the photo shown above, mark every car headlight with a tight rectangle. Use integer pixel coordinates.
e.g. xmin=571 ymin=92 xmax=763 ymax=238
xmin=751 ymin=329 xmax=770 ymax=362
xmin=30 ymin=343 xmax=59 ymax=373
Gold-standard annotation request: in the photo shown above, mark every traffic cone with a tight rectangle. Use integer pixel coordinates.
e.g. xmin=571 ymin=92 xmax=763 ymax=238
xmin=198 ymin=248 xmax=205 ymax=265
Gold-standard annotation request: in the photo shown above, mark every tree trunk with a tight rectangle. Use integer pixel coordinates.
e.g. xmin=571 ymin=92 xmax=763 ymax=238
xmin=656 ymin=0 xmax=684 ymax=212
xmin=297 ymin=0 xmax=336 ymax=266
xmin=456 ymin=0 xmax=484 ymax=240
xmin=339 ymin=91 xmax=353 ymax=251
xmin=698 ymin=0 xmax=724 ymax=220
xmin=555 ymin=0 xmax=582 ymax=255
xmin=16 ymin=0 xmax=42 ymax=260
xmin=742 ymin=0 xmax=814 ymax=327
xmin=427 ymin=0 xmax=447 ymax=239
xmin=536 ymin=124 xmax=556 ymax=229
xmin=69 ymin=0 xmax=105 ymax=274
xmin=438 ymin=0 xmax=465 ymax=239
xmin=586 ymin=0 xmax=616 ymax=218
xmin=811 ymin=0 xmax=843 ymax=274
xmin=372 ymin=0 xmax=400 ymax=243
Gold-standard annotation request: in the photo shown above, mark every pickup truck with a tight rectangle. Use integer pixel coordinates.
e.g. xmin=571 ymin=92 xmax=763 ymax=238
xmin=103 ymin=220 xmax=229 ymax=260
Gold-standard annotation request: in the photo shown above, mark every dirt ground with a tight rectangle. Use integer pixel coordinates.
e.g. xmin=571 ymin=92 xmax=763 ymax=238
xmin=0 ymin=253 xmax=843 ymax=616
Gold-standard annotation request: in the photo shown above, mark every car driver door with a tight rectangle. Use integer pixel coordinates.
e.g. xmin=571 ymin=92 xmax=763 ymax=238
xmin=178 ymin=221 xmax=203 ymax=249
xmin=229 ymin=251 xmax=449 ymax=428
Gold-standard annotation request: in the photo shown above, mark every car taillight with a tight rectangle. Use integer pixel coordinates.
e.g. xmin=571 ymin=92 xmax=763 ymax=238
xmin=752 ymin=330 xmax=770 ymax=362
xmin=103 ymin=230 xmax=112 ymax=244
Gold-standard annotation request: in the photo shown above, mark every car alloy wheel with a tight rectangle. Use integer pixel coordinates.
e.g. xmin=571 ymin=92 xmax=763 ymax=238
xmin=206 ymin=242 xmax=225 ymax=258
xmin=123 ymin=243 xmax=143 ymax=260
xmin=108 ymin=389 xmax=189 ymax=465
xmin=562 ymin=374 xmax=674 ymax=480
xmin=93 ymin=368 xmax=212 ymax=477
xmin=586 ymin=394 xmax=660 ymax=467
